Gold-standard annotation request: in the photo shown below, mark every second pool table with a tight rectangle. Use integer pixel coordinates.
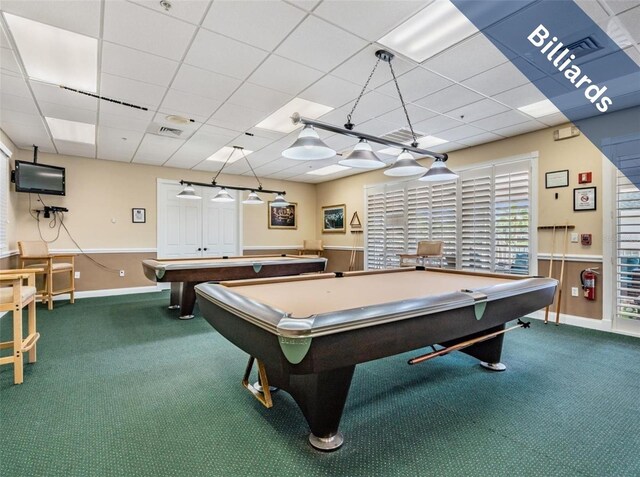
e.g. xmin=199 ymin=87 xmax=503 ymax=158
xmin=195 ymin=267 xmax=557 ymax=450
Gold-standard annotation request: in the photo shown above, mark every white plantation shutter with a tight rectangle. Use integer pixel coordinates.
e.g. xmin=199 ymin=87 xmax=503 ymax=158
xmin=461 ymin=169 xmax=492 ymax=271
xmin=616 ymin=171 xmax=640 ymax=321
xmin=365 ymin=157 xmax=533 ymax=274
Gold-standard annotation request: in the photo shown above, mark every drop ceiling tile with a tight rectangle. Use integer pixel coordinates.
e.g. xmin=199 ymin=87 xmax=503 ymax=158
xmin=1 ymin=72 xmax=29 ymax=97
xmin=286 ymin=0 xmax=321 ymax=11
xmin=99 ymin=104 xmax=155 ymax=132
xmin=493 ymin=121 xmax=545 ymax=137
xmin=605 ymin=0 xmax=638 ymax=15
xmin=101 ymin=42 xmax=178 ymax=87
xmin=462 ymin=61 xmax=533 ymax=97
xmin=0 ymin=110 xmax=45 ymax=128
xmin=55 ymin=140 xmax=95 ymax=158
xmin=470 ymin=110 xmax=531 ymax=131
xmin=184 ymin=28 xmax=269 ymax=80
xmin=375 ymin=105 xmax=437 ymax=128
xmin=159 ymin=89 xmax=225 ymax=122
xmin=492 ymin=83 xmax=548 ymax=109
xmin=356 ymin=118 xmax=404 ymax=137
xmin=133 ymin=133 xmax=184 ymax=164
xmin=244 ymin=126 xmax=287 ymax=141
xmin=0 ymin=47 xmax=21 ymax=74
xmin=248 ymin=55 xmax=324 ymax=95
xmin=128 ymin=0 xmax=211 ymax=25
xmin=339 ymin=91 xmax=399 ymax=122
xmin=228 ymin=134 xmax=274 ymax=152
xmin=171 ymin=64 xmax=242 ymax=101
xmin=412 ymin=115 xmax=465 ymax=135
xmin=103 ymin=1 xmax=197 ymax=60
xmin=0 ymin=92 xmax=38 ymax=115
xmin=377 ymin=66 xmax=453 ymax=103
xmin=314 ymin=1 xmax=425 ymax=41
xmin=299 ymin=74 xmax=363 ymax=109
xmin=30 ymin=81 xmax=98 ymax=110
xmin=97 ymin=126 xmax=144 ymax=162
xmin=422 ymin=33 xmax=510 ymax=82
xmin=100 ymin=73 xmax=166 ymax=110
xmin=536 ymin=112 xmax=569 ymax=127
xmin=623 ymin=46 xmax=640 ymax=67
xmin=437 ymin=125 xmax=487 ymax=142
xmin=199 ymin=123 xmax=243 ymax=139
xmin=39 ymin=101 xmax=97 ymax=124
xmin=0 ymin=120 xmax=55 ymax=151
xmin=431 ymin=142 xmax=465 ymax=154
xmin=414 ymin=84 xmax=485 ymax=114
xmin=207 ymin=103 xmax=270 ymax=132
xmin=0 ymin=0 xmax=101 ymax=37
xmin=322 ymin=134 xmax=358 ymax=152
xmin=165 ymin=130 xmax=234 ymax=169
xmin=574 ymin=0 xmax=610 ymax=24
xmin=276 ymin=16 xmax=367 ymax=73
xmin=332 ymin=45 xmax=414 ymax=90
xmin=202 ymin=0 xmax=305 ymax=50
xmin=458 ymin=132 xmax=504 ymax=146
xmin=618 ymin=6 xmax=640 ymax=43
xmin=445 ymin=99 xmax=511 ymax=124
xmin=0 ymin=24 xmax=11 ymax=50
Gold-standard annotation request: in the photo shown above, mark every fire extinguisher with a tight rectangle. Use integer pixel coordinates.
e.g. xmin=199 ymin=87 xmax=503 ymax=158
xmin=580 ymin=267 xmax=599 ymax=301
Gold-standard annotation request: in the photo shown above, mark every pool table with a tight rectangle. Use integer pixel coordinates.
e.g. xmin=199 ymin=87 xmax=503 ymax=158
xmin=142 ymin=255 xmax=327 ymax=319
xmin=195 ymin=267 xmax=557 ymax=450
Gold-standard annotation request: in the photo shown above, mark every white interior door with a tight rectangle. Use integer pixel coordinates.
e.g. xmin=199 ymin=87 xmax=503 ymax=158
xmin=157 ymin=180 xmax=241 ymax=259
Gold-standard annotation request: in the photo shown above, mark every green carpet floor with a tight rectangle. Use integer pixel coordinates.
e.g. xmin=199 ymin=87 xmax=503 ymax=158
xmin=1 ymin=291 xmax=639 ymax=477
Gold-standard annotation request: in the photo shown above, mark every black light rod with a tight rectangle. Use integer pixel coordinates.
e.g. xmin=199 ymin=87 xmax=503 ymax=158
xmin=291 ymin=113 xmax=447 ymax=160
xmin=179 ymin=180 xmax=285 ymax=196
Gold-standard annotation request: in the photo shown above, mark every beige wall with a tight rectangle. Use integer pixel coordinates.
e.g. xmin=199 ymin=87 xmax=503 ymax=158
xmin=1 ymin=129 xmax=19 ymax=254
xmin=10 ymin=150 xmax=316 ymax=251
xmin=316 ymin=123 xmax=604 ymax=256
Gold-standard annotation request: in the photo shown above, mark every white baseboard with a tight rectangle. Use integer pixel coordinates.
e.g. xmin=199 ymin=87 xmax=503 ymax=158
xmin=51 ymin=285 xmax=164 ymax=301
xmin=528 ymin=309 xmax=613 ymax=332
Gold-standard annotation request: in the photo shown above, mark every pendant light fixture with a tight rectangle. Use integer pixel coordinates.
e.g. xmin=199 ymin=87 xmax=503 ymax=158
xmin=419 ymin=155 xmax=459 ymax=182
xmin=282 ymin=124 xmax=336 ymax=160
xmin=178 ymin=146 xmax=289 ymax=204
xmin=281 ymin=50 xmax=456 ymax=180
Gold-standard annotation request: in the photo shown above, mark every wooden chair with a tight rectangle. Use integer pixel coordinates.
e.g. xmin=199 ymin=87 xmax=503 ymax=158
xmin=399 ymin=241 xmax=444 ymax=268
xmin=18 ymin=241 xmax=75 ymax=310
xmin=0 ymin=269 xmax=41 ymax=384
xmin=299 ymin=239 xmax=324 ymax=257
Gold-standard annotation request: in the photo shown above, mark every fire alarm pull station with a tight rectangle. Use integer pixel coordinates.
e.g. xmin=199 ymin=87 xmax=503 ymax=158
xmin=578 ymin=172 xmax=592 ymax=184
xmin=581 ymin=234 xmax=592 ymax=246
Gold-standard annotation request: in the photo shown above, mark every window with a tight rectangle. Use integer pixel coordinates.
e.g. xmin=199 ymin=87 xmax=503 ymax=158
xmin=365 ymin=156 xmax=535 ymax=275
xmin=0 ymin=144 xmax=10 ymax=255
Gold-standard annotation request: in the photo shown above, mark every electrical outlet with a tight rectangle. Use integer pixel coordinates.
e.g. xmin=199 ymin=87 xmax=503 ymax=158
xmin=570 ymin=232 xmax=579 ymax=243
xmin=571 ymin=287 xmax=579 ymax=297
xmin=119 ymin=270 xmax=125 ymax=277
xmin=74 ymin=272 xmax=80 ymax=279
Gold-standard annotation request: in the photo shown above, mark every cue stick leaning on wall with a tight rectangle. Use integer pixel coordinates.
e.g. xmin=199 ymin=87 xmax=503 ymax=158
xmin=544 ymin=225 xmax=557 ymax=324
xmin=554 ymin=223 xmax=570 ymax=325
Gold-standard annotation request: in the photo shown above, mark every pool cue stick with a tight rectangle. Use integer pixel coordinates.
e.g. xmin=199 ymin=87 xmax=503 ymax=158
xmin=554 ymin=223 xmax=570 ymax=325
xmin=544 ymin=225 xmax=557 ymax=324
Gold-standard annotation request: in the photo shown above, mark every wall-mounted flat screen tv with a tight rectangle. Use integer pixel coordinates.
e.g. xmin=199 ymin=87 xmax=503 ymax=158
xmin=13 ymin=160 xmax=66 ymax=196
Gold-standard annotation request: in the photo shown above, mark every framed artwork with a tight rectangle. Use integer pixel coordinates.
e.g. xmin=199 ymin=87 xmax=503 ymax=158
xmin=268 ymin=202 xmax=297 ymax=229
xmin=132 ymin=208 xmax=146 ymax=223
xmin=545 ymin=169 xmax=569 ymax=189
xmin=574 ymin=187 xmax=596 ymax=211
xmin=322 ymin=204 xmax=346 ymax=233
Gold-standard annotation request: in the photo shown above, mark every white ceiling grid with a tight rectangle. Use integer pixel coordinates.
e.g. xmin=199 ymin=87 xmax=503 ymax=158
xmin=0 ymin=0 xmax=637 ymax=183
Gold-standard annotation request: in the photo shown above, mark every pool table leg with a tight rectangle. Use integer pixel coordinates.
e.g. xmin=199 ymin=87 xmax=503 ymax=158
xmin=178 ymin=281 xmax=197 ymax=320
xmin=287 ymin=365 xmax=355 ymax=451
xmin=169 ymin=282 xmax=181 ymax=309
xmin=459 ymin=324 xmax=507 ymax=371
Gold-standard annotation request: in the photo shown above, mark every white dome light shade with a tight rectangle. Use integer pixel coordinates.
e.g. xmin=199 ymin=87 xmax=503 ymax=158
xmin=419 ymin=159 xmax=459 ymax=182
xmin=338 ymin=139 xmax=386 ymax=169
xmin=282 ymin=125 xmax=336 ymax=160
xmin=176 ymin=185 xmax=201 ymax=199
xmin=383 ymin=149 xmax=428 ymax=177
xmin=211 ymin=188 xmax=235 ymax=202
xmin=242 ymin=191 xmax=264 ymax=204
xmin=271 ymin=194 xmax=290 ymax=207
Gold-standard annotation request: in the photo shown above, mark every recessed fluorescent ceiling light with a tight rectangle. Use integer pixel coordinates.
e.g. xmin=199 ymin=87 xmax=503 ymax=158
xmin=378 ymin=0 xmax=478 ymax=63
xmin=378 ymin=136 xmax=447 ymax=156
xmin=518 ymin=99 xmax=561 ymax=118
xmin=45 ymin=117 xmax=95 ymax=144
xmin=255 ymin=98 xmax=333 ymax=134
xmin=307 ymin=164 xmax=350 ymax=176
xmin=206 ymin=146 xmax=253 ymax=163
xmin=4 ymin=13 xmax=97 ymax=92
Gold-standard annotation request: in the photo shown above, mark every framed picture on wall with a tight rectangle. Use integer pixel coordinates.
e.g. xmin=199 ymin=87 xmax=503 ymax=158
xmin=268 ymin=202 xmax=297 ymax=229
xmin=545 ymin=169 xmax=569 ymax=188
xmin=132 ymin=208 xmax=146 ymax=223
xmin=322 ymin=204 xmax=346 ymax=233
xmin=574 ymin=187 xmax=596 ymax=211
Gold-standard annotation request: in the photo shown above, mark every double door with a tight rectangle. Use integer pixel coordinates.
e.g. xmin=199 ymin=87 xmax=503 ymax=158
xmin=157 ymin=181 xmax=240 ymax=258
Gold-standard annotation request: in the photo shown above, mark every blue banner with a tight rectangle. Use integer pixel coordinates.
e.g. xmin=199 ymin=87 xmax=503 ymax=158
xmin=451 ymin=0 xmax=640 ymax=185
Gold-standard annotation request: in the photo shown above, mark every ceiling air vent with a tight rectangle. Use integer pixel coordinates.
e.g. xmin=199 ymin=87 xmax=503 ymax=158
xmin=146 ymin=122 xmax=186 ymax=138
xmin=380 ymin=127 xmax=425 ymax=144
xmin=566 ymin=36 xmax=602 ymax=59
